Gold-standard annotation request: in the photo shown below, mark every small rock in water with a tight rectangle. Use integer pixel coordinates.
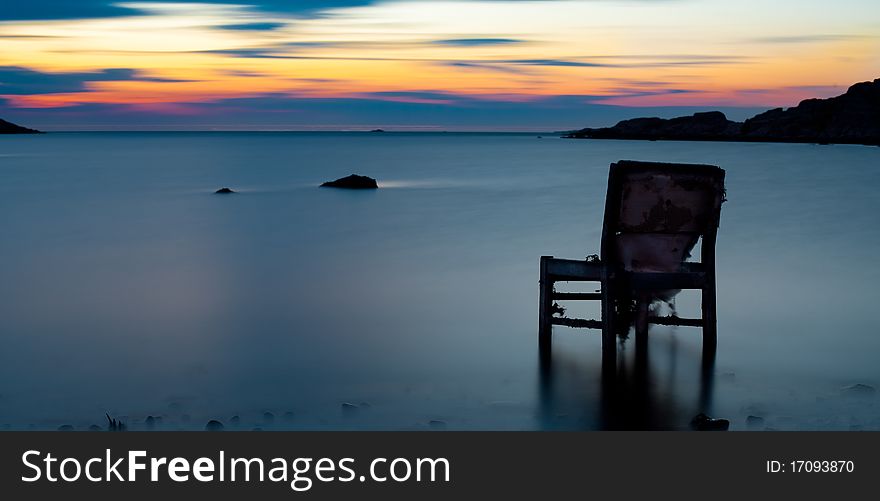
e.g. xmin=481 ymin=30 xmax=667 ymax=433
xmin=230 ymin=415 xmax=240 ymax=426
xmin=341 ymin=403 xmax=359 ymax=416
xmin=283 ymin=411 xmax=295 ymax=422
xmin=263 ymin=412 xmax=275 ymax=423
xmin=428 ymin=420 xmax=447 ymax=430
xmin=145 ymin=415 xmax=156 ymax=429
xmin=746 ymin=415 xmax=765 ymax=428
xmin=842 ymin=383 xmax=876 ymax=396
xmin=57 ymin=424 xmax=74 ymax=431
xmin=215 ymin=187 xmax=236 ymax=194
xmin=88 ymin=424 xmax=102 ymax=431
xmin=691 ymin=413 xmax=730 ymax=431
xmin=320 ymin=174 xmax=379 ymax=189
xmin=205 ymin=420 xmax=224 ymax=431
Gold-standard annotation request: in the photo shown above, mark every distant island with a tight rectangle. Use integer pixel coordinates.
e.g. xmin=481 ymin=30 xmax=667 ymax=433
xmin=0 ymin=118 xmax=41 ymax=134
xmin=565 ymin=78 xmax=880 ymax=146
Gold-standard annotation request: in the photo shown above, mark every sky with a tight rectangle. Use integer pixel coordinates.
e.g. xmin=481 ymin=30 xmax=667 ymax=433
xmin=0 ymin=0 xmax=878 ymax=130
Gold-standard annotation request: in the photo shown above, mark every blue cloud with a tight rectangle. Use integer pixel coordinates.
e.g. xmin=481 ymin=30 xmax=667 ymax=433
xmin=505 ymin=59 xmax=613 ymax=67
xmin=432 ymin=38 xmax=525 ymax=46
xmin=0 ymin=1 xmax=377 ymax=21
xmin=0 ymin=66 xmax=189 ymax=95
xmin=216 ymin=22 xmax=288 ymax=31
xmin=1 ymin=91 xmax=766 ymax=131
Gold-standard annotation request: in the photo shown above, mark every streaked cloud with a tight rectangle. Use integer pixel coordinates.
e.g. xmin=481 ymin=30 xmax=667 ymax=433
xmin=0 ymin=0 xmax=877 ymax=128
xmin=217 ymin=22 xmax=288 ymax=31
xmin=432 ymin=38 xmax=525 ymax=46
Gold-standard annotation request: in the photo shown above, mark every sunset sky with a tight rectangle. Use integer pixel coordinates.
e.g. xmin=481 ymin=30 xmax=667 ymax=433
xmin=1 ymin=0 xmax=878 ymax=130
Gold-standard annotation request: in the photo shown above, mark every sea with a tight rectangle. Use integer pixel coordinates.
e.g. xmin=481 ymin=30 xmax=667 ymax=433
xmin=1 ymin=131 xmax=878 ymax=430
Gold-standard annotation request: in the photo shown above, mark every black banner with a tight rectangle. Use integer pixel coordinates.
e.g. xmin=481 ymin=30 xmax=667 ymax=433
xmin=0 ymin=432 xmax=875 ymax=499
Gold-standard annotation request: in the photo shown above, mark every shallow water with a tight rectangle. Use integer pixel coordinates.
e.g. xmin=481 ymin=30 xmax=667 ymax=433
xmin=1 ymin=132 xmax=878 ymax=430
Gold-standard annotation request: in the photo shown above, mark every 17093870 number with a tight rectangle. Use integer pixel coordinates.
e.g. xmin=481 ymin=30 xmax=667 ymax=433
xmin=790 ymin=461 xmax=854 ymax=472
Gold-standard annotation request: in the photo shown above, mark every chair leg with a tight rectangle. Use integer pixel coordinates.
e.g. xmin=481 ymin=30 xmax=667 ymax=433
xmin=635 ymin=292 xmax=649 ymax=358
xmin=538 ymin=256 xmax=553 ymax=350
xmin=701 ymin=282 xmax=717 ymax=357
xmin=601 ymin=277 xmax=616 ymax=364
xmin=635 ymin=292 xmax=649 ymax=338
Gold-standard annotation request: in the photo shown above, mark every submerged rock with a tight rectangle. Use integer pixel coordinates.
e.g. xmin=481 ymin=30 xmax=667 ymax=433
xmin=428 ymin=420 xmax=447 ymax=430
xmin=690 ymin=413 xmax=730 ymax=431
xmin=341 ymin=402 xmax=359 ymax=416
xmin=746 ymin=415 xmax=765 ymax=428
xmin=215 ymin=187 xmax=236 ymax=194
xmin=205 ymin=420 xmax=224 ymax=431
xmin=57 ymin=424 xmax=75 ymax=431
xmin=842 ymin=383 xmax=876 ymax=396
xmin=320 ymin=174 xmax=379 ymax=189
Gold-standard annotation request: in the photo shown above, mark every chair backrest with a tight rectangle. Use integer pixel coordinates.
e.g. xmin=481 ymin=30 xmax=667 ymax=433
xmin=600 ymin=160 xmax=725 ymax=272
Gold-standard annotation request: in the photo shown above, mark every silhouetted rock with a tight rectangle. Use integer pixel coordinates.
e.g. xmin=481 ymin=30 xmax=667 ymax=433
xmin=57 ymin=424 xmax=74 ymax=431
xmin=742 ymin=79 xmax=880 ymax=145
xmin=215 ymin=187 xmax=236 ymax=194
xmin=690 ymin=413 xmax=730 ymax=431
xmin=205 ymin=420 xmax=224 ymax=431
xmin=0 ymin=118 xmax=41 ymax=134
xmin=566 ymin=78 xmax=880 ymax=146
xmin=263 ymin=412 xmax=275 ymax=423
xmin=320 ymin=174 xmax=379 ymax=189
xmin=566 ymin=111 xmax=741 ymax=141
xmin=88 ymin=425 xmax=102 ymax=431
xmin=428 ymin=420 xmax=447 ymax=430
xmin=370 ymin=129 xmax=385 ymax=133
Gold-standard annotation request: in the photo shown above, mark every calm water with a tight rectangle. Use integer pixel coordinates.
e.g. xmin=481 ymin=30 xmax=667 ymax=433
xmin=1 ymin=132 xmax=878 ymax=430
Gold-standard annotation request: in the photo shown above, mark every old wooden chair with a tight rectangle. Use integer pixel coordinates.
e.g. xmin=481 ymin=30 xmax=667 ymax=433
xmin=538 ymin=160 xmax=725 ymax=360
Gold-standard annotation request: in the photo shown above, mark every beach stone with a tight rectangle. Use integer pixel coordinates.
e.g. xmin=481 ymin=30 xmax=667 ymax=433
xmin=746 ymin=415 xmax=765 ymax=428
xmin=205 ymin=420 xmax=224 ymax=431
xmin=215 ymin=187 xmax=235 ymax=194
xmin=690 ymin=413 xmax=730 ymax=431
xmin=320 ymin=174 xmax=378 ymax=189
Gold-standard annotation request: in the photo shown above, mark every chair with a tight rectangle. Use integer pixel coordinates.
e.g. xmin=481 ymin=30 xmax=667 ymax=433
xmin=538 ymin=160 xmax=726 ymax=360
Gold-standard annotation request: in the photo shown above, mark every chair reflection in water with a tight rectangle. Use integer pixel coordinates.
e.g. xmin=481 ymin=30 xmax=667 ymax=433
xmin=538 ymin=160 xmax=726 ymax=364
